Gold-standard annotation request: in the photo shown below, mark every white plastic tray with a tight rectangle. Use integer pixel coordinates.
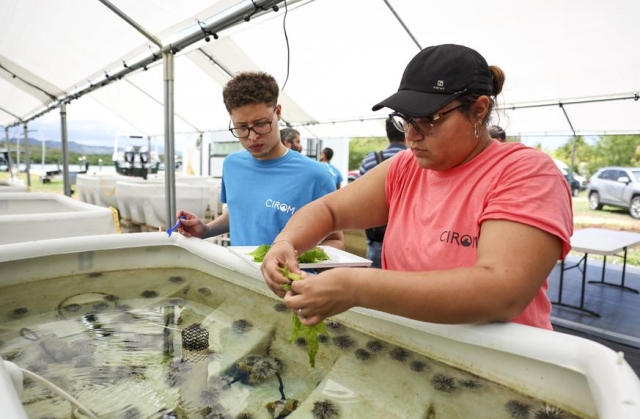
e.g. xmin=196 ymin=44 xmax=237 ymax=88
xmin=228 ymin=245 xmax=372 ymax=269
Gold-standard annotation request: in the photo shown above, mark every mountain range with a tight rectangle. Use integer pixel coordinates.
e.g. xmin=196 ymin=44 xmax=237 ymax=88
xmin=4 ymin=138 xmax=164 ymax=155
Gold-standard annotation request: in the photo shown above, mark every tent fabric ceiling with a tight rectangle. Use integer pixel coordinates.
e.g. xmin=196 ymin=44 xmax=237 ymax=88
xmin=1 ymin=0 xmax=639 ymax=141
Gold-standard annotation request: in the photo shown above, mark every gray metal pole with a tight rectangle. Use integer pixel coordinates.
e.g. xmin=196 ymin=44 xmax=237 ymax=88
xmin=208 ymin=142 xmax=212 ymax=176
xmin=164 ymin=52 xmax=176 ymax=229
xmin=22 ymin=123 xmax=31 ymax=187
xmin=382 ymin=0 xmax=422 ymax=50
xmin=4 ymin=127 xmax=15 ymax=181
xmin=60 ymin=103 xmax=71 ymax=197
xmin=559 ymin=104 xmax=577 ymax=180
xmin=39 ymin=130 xmax=45 ymax=174
xmin=198 ymin=132 xmax=203 ymax=176
xmin=16 ymin=127 xmax=20 ymax=171
xmin=97 ymin=0 xmax=163 ymax=48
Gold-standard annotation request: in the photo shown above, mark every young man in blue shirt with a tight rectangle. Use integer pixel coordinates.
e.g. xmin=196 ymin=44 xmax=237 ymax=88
xmin=177 ymin=72 xmax=343 ymax=248
xmin=320 ymin=147 xmax=344 ymax=190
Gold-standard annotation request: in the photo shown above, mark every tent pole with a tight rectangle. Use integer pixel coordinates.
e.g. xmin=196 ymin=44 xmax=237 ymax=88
xmin=382 ymin=0 xmax=421 ymax=50
xmin=198 ymin=132 xmax=203 ymax=176
xmin=22 ymin=124 xmax=31 ymax=187
xmin=60 ymin=103 xmax=71 ymax=197
xmin=559 ymin=104 xmax=577 ymax=180
xmin=0 ymin=106 xmax=22 ymax=148
xmin=16 ymin=128 xmax=20 ymax=172
xmin=164 ymin=52 xmax=177 ymax=230
xmin=500 ymin=93 xmax=640 ymax=111
xmin=4 ymin=127 xmax=16 ymax=181
xmin=98 ymin=0 xmax=163 ymax=48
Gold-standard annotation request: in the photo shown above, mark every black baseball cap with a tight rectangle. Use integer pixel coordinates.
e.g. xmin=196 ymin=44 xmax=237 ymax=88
xmin=372 ymin=44 xmax=494 ymax=117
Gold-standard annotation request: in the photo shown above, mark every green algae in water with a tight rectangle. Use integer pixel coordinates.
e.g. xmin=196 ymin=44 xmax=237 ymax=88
xmin=278 ymin=262 xmax=327 ymax=368
xmin=0 ymin=268 xmax=586 ymax=419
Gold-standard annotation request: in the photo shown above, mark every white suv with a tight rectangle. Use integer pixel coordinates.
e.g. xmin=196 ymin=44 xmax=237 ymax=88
xmin=586 ymin=167 xmax=640 ymax=218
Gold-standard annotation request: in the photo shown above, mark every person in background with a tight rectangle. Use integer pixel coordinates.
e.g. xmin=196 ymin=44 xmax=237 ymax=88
xmin=281 ymin=128 xmax=302 ymax=152
xmin=261 ymin=44 xmax=572 ymax=330
xmin=490 ymin=125 xmax=506 ymax=142
xmin=176 ymin=71 xmax=343 ymax=249
xmin=358 ymin=117 xmax=407 ymax=268
xmin=319 ymin=147 xmax=343 ymax=190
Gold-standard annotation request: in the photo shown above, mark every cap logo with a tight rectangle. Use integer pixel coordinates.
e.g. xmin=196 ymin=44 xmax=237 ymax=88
xmin=434 ymin=80 xmax=445 ymax=91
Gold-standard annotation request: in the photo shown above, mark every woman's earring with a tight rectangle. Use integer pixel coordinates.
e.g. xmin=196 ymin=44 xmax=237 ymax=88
xmin=473 ymin=123 xmax=480 ymax=139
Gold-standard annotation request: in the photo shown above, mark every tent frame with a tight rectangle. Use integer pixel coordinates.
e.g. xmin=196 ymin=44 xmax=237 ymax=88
xmin=4 ymin=0 xmax=288 ymax=227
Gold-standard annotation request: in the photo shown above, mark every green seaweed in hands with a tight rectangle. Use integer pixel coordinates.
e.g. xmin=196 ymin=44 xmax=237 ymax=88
xmin=290 ymin=314 xmax=326 ymax=368
xmin=277 ymin=262 xmax=327 ymax=368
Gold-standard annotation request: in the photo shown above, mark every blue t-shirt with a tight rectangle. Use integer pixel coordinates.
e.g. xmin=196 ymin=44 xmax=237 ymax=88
xmin=323 ymin=162 xmax=344 ymax=187
xmin=221 ymin=150 xmax=336 ymax=246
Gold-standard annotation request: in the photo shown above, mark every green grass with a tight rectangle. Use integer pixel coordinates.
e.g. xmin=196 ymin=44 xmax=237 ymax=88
xmin=1 ymin=172 xmax=67 ymax=194
xmin=344 ymin=229 xmax=367 ymax=258
xmin=5 ymin=173 xmax=639 ymax=266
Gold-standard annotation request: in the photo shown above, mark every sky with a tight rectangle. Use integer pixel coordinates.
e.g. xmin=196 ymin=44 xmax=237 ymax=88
xmin=520 ymin=135 xmax=571 ymax=153
xmin=6 ymin=98 xmax=142 ymax=148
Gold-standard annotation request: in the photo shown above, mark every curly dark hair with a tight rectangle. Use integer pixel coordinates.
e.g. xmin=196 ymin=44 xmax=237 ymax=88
xmin=222 ymin=72 xmax=279 ymax=112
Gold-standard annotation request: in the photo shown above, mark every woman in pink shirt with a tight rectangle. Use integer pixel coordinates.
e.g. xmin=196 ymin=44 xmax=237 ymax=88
xmin=261 ymin=44 xmax=573 ymax=330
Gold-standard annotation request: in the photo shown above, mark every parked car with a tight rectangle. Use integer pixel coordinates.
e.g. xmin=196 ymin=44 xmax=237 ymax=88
xmin=567 ymin=172 xmax=587 ymax=192
xmin=553 ymin=159 xmax=587 ymax=196
xmin=347 ymin=169 xmax=360 ymax=183
xmin=586 ymin=166 xmax=640 ymax=218
xmin=564 ymin=174 xmax=584 ymax=197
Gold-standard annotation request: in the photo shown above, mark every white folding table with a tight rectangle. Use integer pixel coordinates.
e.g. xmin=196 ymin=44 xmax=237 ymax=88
xmin=554 ymin=227 xmax=640 ymax=317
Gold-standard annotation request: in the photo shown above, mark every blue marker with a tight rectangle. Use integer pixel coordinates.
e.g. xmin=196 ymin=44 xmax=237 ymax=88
xmin=166 ymin=215 xmax=187 ymax=237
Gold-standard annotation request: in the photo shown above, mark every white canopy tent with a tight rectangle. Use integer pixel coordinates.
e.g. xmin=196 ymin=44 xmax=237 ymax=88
xmin=2 ymin=0 xmax=639 ymax=136
xmin=1 ymin=0 xmax=639 ymax=220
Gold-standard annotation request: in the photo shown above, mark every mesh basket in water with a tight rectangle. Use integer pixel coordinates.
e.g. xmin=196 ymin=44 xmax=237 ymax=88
xmin=181 ymin=323 xmax=209 ymax=351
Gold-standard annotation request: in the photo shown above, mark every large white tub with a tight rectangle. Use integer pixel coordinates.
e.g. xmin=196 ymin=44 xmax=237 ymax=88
xmin=75 ymin=172 xmax=130 ymax=208
xmin=116 ymin=177 xmax=211 ymax=231
xmin=113 ymin=177 xmax=166 ymax=226
xmin=115 ymin=177 xmax=218 ymax=229
xmin=0 ymin=193 xmax=118 ymax=244
xmin=77 ymin=173 xmax=222 ymax=229
xmin=0 ymin=233 xmax=638 ymax=418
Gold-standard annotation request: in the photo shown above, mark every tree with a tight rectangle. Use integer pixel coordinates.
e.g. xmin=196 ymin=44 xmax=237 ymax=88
xmin=553 ymin=136 xmax=590 ymax=174
xmin=348 ymin=137 xmax=387 ymax=169
xmin=588 ymin=135 xmax=640 ymax=172
xmin=554 ymin=134 xmax=640 ymax=176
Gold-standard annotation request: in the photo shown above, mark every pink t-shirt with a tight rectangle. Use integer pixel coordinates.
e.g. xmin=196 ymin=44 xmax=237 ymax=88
xmin=383 ymin=141 xmax=573 ymax=329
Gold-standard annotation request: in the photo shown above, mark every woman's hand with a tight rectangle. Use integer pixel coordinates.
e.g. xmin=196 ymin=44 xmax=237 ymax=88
xmin=261 ymin=240 xmax=303 ymax=298
xmin=284 ymin=267 xmax=356 ymax=326
xmin=175 ymin=210 xmax=208 ymax=238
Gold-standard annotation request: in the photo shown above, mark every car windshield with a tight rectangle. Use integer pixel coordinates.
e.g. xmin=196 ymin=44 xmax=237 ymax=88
xmin=630 ymin=170 xmax=640 ymax=181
